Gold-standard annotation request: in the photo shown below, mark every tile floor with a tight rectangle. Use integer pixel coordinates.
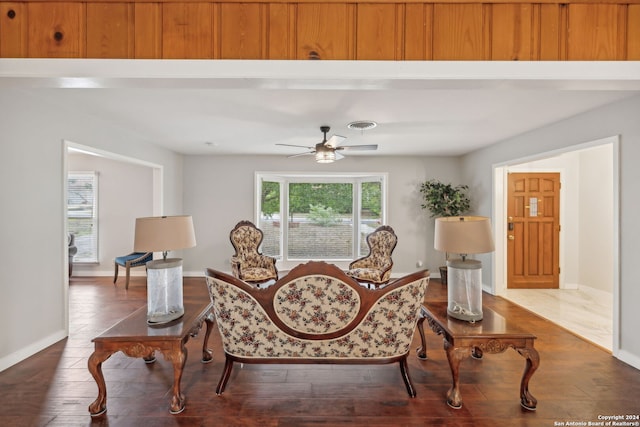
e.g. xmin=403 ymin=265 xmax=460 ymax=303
xmin=501 ymin=286 xmax=613 ymax=351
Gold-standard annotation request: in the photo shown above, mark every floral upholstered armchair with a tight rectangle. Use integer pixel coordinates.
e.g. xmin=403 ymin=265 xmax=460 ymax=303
xmin=229 ymin=220 xmax=278 ymax=284
xmin=346 ymin=225 xmax=398 ymax=287
xmin=205 ymin=261 xmax=430 ymax=397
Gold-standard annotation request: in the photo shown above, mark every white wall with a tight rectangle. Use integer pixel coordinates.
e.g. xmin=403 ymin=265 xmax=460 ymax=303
xmin=0 ymin=89 xmax=184 ymax=371
xmin=578 ymin=145 xmax=614 ymax=293
xmin=182 ymin=154 xmax=463 ymax=277
xmin=67 ymin=153 xmax=154 ymax=276
xmin=461 ymin=94 xmax=640 ymax=369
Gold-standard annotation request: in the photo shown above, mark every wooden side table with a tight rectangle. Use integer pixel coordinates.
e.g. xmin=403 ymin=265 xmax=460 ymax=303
xmin=87 ymin=289 xmax=214 ymax=416
xmin=417 ymin=302 xmax=539 ymax=410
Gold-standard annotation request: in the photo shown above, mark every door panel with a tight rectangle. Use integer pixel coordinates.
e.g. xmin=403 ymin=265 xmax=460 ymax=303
xmin=507 ymin=173 xmax=560 ymax=289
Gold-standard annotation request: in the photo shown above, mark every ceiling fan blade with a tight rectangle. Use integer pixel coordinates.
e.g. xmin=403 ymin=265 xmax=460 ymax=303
xmin=287 ymin=152 xmax=315 ymax=158
xmin=277 ymin=143 xmax=315 ymax=149
xmin=335 ymin=152 xmax=345 ymax=160
xmin=325 ymin=135 xmax=346 ymax=148
xmin=336 ymin=144 xmax=378 ymax=151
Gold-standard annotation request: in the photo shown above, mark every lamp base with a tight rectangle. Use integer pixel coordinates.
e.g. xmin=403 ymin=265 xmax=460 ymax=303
xmin=446 ymin=259 xmax=483 ymax=322
xmin=447 ymin=307 xmax=483 ymax=322
xmin=147 ymin=308 xmax=185 ymax=325
xmin=146 ymin=258 xmax=185 ymax=325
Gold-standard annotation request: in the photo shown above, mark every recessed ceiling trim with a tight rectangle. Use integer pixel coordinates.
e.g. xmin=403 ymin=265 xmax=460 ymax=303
xmin=2 ymin=60 xmax=640 ymax=90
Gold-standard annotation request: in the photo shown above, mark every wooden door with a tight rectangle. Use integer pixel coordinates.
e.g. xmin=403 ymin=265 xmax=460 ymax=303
xmin=507 ymin=173 xmax=560 ymax=289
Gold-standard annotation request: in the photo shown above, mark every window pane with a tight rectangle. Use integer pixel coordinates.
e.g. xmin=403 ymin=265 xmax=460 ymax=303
xmin=68 ymin=172 xmax=98 ymax=263
xmin=256 ymin=172 xmax=386 ymax=265
xmin=287 ymin=182 xmax=353 ymax=259
xmin=359 ymin=180 xmax=383 ymax=256
xmin=258 ymin=180 xmax=280 ymax=257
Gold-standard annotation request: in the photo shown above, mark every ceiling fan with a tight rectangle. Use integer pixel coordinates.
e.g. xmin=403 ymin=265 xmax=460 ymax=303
xmin=276 ymin=126 xmax=378 ymax=163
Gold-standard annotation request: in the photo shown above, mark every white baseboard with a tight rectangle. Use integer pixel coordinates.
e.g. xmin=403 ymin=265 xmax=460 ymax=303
xmin=89 ymin=269 xmax=449 ymax=283
xmin=391 ymin=271 xmax=441 ymax=279
xmin=185 ymin=270 xmax=207 ymax=277
xmin=76 ymin=270 xmax=219 ymax=278
xmin=71 ymin=270 xmax=146 ymax=277
xmin=0 ymin=330 xmax=67 ymax=373
xmin=615 ymin=349 xmax=640 ymax=371
xmin=189 ymin=270 xmax=441 ymax=280
xmin=562 ymin=282 xmax=580 ymax=290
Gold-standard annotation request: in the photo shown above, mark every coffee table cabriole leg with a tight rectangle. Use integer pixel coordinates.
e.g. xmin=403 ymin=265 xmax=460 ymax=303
xmin=517 ymin=346 xmax=540 ymax=410
xmin=444 ymin=340 xmax=467 ymax=409
xmin=161 ymin=342 xmax=188 ymax=414
xmin=87 ymin=349 xmax=115 ymax=416
xmin=200 ymin=315 xmax=214 ymax=363
xmin=416 ymin=314 xmax=428 ymax=360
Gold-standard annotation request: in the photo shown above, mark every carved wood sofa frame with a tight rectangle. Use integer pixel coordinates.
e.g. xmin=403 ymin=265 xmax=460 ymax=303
xmin=205 ymin=261 xmax=430 ymax=397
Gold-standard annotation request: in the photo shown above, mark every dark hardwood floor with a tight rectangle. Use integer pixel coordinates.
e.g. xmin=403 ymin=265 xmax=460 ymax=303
xmin=1 ymin=275 xmax=639 ymax=426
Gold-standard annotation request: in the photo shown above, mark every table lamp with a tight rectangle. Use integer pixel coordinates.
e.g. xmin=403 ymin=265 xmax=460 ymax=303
xmin=134 ymin=215 xmax=196 ymax=324
xmin=434 ymin=216 xmax=495 ymax=322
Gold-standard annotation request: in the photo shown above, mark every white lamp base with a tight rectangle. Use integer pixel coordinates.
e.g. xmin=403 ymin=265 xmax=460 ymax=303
xmin=447 ymin=259 xmax=483 ymax=322
xmin=146 ymin=258 xmax=185 ymax=325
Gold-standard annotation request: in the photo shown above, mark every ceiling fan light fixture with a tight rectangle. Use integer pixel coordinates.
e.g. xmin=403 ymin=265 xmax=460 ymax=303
xmin=315 ymin=150 xmax=336 ymax=163
xmin=347 ymin=121 xmax=377 ymax=131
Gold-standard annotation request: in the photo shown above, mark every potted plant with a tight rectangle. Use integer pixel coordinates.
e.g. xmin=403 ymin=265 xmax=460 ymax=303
xmin=419 ymin=179 xmax=471 ymax=284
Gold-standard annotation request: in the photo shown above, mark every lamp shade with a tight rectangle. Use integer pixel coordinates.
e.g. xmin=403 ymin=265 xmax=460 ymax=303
xmin=134 ymin=215 xmax=196 ymax=253
xmin=434 ymin=216 xmax=495 ymax=255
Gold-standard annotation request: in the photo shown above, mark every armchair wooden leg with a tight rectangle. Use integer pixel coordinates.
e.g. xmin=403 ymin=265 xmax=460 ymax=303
xmin=125 ymin=264 xmax=131 ymax=290
xmin=216 ymin=357 xmax=234 ymax=395
xmin=113 ymin=263 xmax=119 ymax=285
xmin=399 ymin=356 xmax=417 ymax=398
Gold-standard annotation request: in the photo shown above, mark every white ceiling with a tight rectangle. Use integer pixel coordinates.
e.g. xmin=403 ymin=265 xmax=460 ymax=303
xmin=2 ymin=60 xmax=639 ymax=157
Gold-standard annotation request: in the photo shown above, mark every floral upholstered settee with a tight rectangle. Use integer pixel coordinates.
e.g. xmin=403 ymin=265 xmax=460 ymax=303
xmin=204 ymin=261 xmax=430 ymax=397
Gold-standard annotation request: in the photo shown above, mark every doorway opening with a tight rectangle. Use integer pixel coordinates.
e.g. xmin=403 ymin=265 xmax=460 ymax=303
xmin=63 ymin=140 xmax=163 ymax=333
xmin=492 ymin=136 xmax=619 ymax=352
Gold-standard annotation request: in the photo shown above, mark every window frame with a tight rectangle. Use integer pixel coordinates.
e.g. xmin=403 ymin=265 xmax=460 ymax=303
xmin=255 ymin=171 xmax=388 ymax=271
xmin=67 ymin=171 xmax=99 ymax=264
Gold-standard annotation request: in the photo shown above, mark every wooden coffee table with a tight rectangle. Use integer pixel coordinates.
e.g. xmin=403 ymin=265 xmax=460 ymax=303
xmin=417 ymin=301 xmax=539 ymax=410
xmin=87 ymin=283 xmax=214 ymax=416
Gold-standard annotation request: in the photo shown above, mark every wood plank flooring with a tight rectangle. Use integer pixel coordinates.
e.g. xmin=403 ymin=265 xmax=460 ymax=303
xmin=1 ymin=276 xmax=639 ymax=426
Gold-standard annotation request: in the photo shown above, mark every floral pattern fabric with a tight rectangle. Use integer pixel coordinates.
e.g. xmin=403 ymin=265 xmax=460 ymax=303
xmin=205 ymin=273 xmax=428 ymax=360
xmin=274 ymin=275 xmax=361 ymax=334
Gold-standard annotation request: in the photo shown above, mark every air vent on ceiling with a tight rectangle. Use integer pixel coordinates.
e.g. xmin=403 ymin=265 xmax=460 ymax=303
xmin=347 ymin=121 xmax=377 ymax=131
